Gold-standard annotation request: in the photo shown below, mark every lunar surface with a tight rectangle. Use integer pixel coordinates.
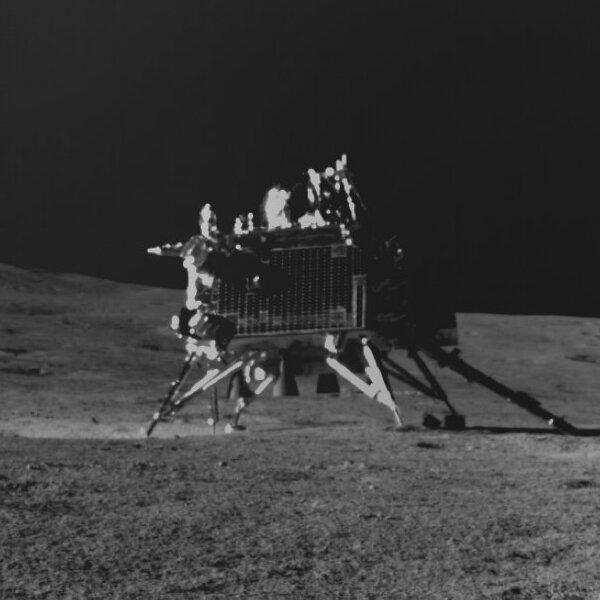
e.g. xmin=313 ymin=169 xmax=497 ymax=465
xmin=1 ymin=264 xmax=599 ymax=599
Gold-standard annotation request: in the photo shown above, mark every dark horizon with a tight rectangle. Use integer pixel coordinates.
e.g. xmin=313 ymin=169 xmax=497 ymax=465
xmin=3 ymin=0 xmax=600 ymax=317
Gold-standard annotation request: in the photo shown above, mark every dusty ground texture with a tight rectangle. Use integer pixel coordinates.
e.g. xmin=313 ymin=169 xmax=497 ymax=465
xmin=1 ymin=264 xmax=600 ymax=599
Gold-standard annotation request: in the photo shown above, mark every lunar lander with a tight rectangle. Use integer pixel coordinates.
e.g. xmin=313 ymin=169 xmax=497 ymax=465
xmin=144 ymin=156 xmax=580 ymax=436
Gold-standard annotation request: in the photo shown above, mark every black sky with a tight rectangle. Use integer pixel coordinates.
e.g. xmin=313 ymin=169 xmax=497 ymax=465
xmin=3 ymin=0 xmax=600 ymax=315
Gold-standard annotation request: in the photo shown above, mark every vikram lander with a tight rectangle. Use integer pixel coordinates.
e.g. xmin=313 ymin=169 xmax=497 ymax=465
xmin=144 ymin=156 xmax=579 ymax=436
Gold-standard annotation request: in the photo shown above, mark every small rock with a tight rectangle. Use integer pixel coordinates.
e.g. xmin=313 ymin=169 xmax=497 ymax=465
xmin=416 ymin=441 xmax=443 ymax=449
xmin=26 ymin=463 xmax=43 ymax=471
xmin=564 ymin=478 xmax=597 ymax=489
xmin=501 ymin=585 xmax=522 ymax=599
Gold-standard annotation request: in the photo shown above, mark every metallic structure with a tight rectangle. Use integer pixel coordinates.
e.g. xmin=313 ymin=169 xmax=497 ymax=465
xmin=144 ymin=156 xmax=580 ymax=436
xmin=215 ymin=234 xmax=367 ymax=335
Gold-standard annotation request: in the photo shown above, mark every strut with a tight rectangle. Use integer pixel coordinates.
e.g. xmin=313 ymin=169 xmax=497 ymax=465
xmin=417 ymin=342 xmax=581 ymax=435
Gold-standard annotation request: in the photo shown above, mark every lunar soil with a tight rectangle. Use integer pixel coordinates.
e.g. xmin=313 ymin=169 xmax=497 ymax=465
xmin=1 ymin=264 xmax=600 ymax=599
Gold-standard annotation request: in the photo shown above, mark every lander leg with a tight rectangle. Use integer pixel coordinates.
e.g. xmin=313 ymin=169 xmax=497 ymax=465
xmin=382 ymin=348 xmax=464 ymax=428
xmin=207 ymin=388 xmax=219 ymax=435
xmin=145 ymin=349 xmax=264 ymax=437
xmin=226 ymin=369 xmax=254 ymax=431
xmin=145 ymin=351 xmax=198 ymax=437
xmin=226 ymin=373 xmax=276 ymax=433
xmin=361 ymin=338 xmax=404 ymax=426
xmin=169 ymin=361 xmax=242 ymax=413
xmin=324 ymin=334 xmax=404 ymax=427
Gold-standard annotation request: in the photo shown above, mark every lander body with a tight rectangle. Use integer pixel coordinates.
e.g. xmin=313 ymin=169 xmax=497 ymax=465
xmin=144 ymin=156 xmax=579 ymax=436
